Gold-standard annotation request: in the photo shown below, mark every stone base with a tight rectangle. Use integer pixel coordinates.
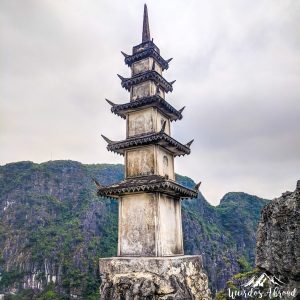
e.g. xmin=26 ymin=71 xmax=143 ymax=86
xmin=99 ymin=255 xmax=211 ymax=300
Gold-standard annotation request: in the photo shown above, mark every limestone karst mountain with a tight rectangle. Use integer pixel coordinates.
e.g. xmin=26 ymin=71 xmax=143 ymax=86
xmin=0 ymin=160 xmax=268 ymax=299
xmin=256 ymin=181 xmax=300 ymax=297
xmin=213 ymin=181 xmax=299 ymax=300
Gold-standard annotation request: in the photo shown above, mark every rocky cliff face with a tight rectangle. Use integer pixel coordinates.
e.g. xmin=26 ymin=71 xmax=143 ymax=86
xmin=0 ymin=160 xmax=269 ymax=299
xmin=99 ymin=256 xmax=211 ymax=300
xmin=256 ymin=180 xmax=300 ymax=294
xmin=182 ymin=191 xmax=268 ymax=291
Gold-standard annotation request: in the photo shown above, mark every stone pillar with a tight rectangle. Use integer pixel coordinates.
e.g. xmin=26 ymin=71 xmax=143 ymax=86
xmin=97 ymin=4 xmax=211 ymax=299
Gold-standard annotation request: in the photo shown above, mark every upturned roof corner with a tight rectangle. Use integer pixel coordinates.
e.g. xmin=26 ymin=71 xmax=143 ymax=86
xmin=101 ymin=134 xmax=114 ymax=144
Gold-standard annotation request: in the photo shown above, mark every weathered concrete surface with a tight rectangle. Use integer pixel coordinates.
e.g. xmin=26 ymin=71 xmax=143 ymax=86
xmin=131 ymin=81 xmax=157 ymax=101
xmin=125 ymin=145 xmax=174 ymax=179
xmin=127 ymin=107 xmax=170 ymax=138
xmin=256 ymin=180 xmax=300 ymax=296
xmin=118 ymin=193 xmax=156 ymax=256
xmin=99 ymin=256 xmax=211 ymax=300
xmin=132 ymin=57 xmax=162 ymax=76
xmin=118 ymin=193 xmax=183 ymax=257
xmin=130 ymin=57 xmax=164 ymax=100
xmin=128 ymin=108 xmax=155 ymax=137
xmin=126 ymin=147 xmax=155 ymax=177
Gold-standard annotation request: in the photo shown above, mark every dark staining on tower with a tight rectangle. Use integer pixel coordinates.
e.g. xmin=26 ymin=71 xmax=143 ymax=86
xmin=97 ymin=4 xmax=199 ymax=257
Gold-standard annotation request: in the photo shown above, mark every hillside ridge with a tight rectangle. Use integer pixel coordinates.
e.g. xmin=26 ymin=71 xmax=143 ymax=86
xmin=0 ymin=160 xmax=269 ymax=299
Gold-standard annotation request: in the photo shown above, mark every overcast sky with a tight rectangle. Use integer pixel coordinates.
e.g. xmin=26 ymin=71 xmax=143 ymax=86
xmin=1 ymin=0 xmax=300 ymax=205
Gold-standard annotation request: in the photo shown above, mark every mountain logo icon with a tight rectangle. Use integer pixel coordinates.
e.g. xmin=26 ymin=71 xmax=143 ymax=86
xmin=243 ymin=273 xmax=285 ymax=287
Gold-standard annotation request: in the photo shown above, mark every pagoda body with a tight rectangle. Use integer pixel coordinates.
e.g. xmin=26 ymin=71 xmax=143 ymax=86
xmin=98 ymin=5 xmax=211 ymax=299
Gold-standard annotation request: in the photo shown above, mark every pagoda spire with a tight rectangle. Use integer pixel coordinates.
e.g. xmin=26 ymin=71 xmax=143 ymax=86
xmin=142 ymin=4 xmax=151 ymax=42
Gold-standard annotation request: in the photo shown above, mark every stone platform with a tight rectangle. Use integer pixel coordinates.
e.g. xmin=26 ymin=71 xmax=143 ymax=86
xmin=99 ymin=255 xmax=211 ymax=300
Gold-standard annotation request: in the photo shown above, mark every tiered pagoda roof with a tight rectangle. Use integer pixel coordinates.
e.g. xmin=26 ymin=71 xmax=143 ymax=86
xmin=118 ymin=70 xmax=174 ymax=93
xmin=122 ymin=45 xmax=171 ymax=70
xmin=106 ymin=95 xmax=184 ymax=121
xmin=96 ymin=4 xmax=198 ymax=200
xmin=96 ymin=175 xmax=198 ymax=199
xmin=102 ymin=131 xmax=192 ymax=157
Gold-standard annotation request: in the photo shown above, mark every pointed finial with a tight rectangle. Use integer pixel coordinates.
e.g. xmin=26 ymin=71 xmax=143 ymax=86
xmin=117 ymin=74 xmax=125 ymax=81
xmin=105 ymin=99 xmax=116 ymax=107
xmin=92 ymin=178 xmax=103 ymax=189
xmin=166 ymin=58 xmax=173 ymax=63
xmin=194 ymin=181 xmax=201 ymax=190
xmin=170 ymin=80 xmax=176 ymax=85
xmin=101 ymin=134 xmax=113 ymax=144
xmin=121 ymin=51 xmax=130 ymax=58
xmin=142 ymin=4 xmax=151 ymax=42
xmin=178 ymin=106 xmax=185 ymax=113
xmin=186 ymin=139 xmax=194 ymax=148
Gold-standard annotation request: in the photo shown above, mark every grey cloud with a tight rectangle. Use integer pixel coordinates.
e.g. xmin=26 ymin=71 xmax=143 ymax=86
xmin=1 ymin=0 xmax=299 ymax=204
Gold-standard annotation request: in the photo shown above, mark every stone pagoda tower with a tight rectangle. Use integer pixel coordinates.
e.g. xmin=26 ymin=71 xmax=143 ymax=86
xmin=97 ymin=5 xmax=211 ymax=300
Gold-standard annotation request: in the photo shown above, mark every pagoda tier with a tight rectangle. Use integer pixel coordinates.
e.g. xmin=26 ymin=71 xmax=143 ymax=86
xmin=102 ymin=131 xmax=191 ymax=157
xmin=118 ymin=70 xmax=174 ymax=93
xmin=122 ymin=40 xmax=171 ymax=70
xmin=107 ymin=95 xmax=184 ymax=121
xmin=96 ymin=4 xmax=202 ymax=263
xmin=96 ymin=175 xmax=198 ymax=199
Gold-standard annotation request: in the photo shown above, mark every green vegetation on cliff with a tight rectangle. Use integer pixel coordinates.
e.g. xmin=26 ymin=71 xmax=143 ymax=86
xmin=0 ymin=160 xmax=268 ymax=299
